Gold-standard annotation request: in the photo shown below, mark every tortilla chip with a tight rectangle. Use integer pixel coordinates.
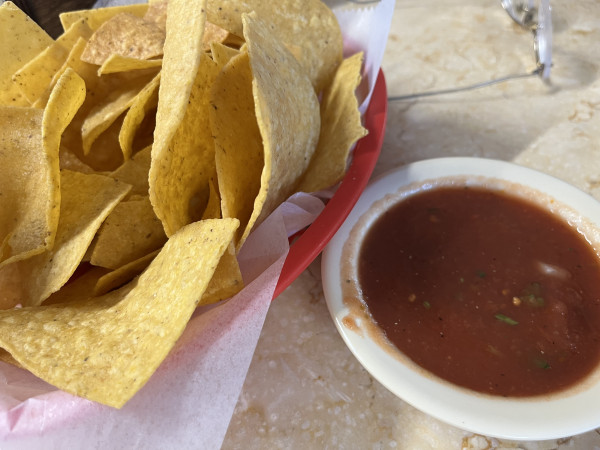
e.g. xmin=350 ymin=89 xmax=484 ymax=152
xmin=32 ymin=37 xmax=91 ymax=109
xmin=59 ymin=146 xmax=95 ymax=174
xmin=44 ymin=265 xmax=110 ymax=306
xmin=151 ymin=53 xmax=218 ymax=235
xmin=13 ymin=45 xmax=68 ymax=106
xmin=40 ymin=68 xmax=87 ymax=217
xmin=127 ymin=105 xmax=157 ymax=158
xmin=0 ymin=1 xmax=53 ymax=106
xmin=240 ymin=13 xmax=320 ymax=246
xmin=109 ymin=145 xmax=152 ymax=197
xmin=43 ymin=65 xmax=87 ymax=123
xmin=98 ymin=54 xmax=162 ymax=75
xmin=44 ymin=69 xmax=88 ymax=150
xmin=144 ymin=0 xmax=167 ymax=31
xmin=200 ymin=242 xmax=243 ymax=304
xmin=0 ymin=218 xmax=239 ymax=408
xmin=205 ymin=0 xmax=343 ymax=93
xmin=0 ymin=262 xmax=23 ymax=310
xmin=149 ymin=0 xmax=207 ymax=169
xmin=94 ymin=250 xmax=159 ymax=296
xmin=0 ymin=69 xmax=84 ymax=267
xmin=203 ymin=22 xmax=229 ymax=51
xmin=42 ymin=36 xmax=97 ymax=133
xmin=81 ymin=79 xmax=146 ymax=156
xmin=150 ymin=0 xmax=216 ymax=236
xmin=201 ymin=176 xmax=222 ymax=220
xmin=81 ymin=13 xmax=165 ymax=66
xmin=297 ymin=52 xmax=368 ymax=193
xmin=4 ymin=170 xmax=131 ymax=307
xmin=54 ymin=18 xmax=95 ymax=52
xmin=119 ymin=73 xmax=160 ymax=160
xmin=58 ymin=36 xmax=157 ymax=171
xmin=209 ymin=51 xmax=263 ymax=248
xmin=12 ymin=19 xmax=93 ymax=105
xmin=210 ymin=41 xmax=241 ymax=68
xmin=84 ymin=113 xmax=128 ymax=171
xmin=90 ymin=196 xmax=166 ymax=270
xmin=223 ymin=33 xmax=246 ymax=50
xmin=0 ymin=108 xmax=46 ymax=264
xmin=60 ymin=3 xmax=149 ymax=33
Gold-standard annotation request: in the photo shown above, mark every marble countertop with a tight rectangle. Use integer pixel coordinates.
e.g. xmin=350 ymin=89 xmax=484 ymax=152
xmin=222 ymin=0 xmax=600 ymax=448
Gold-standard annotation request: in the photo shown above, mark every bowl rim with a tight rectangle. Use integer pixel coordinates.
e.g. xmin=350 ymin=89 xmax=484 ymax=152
xmin=322 ymin=156 xmax=600 ymax=440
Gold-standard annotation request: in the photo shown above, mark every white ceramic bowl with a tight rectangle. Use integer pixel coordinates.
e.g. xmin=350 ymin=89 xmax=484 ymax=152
xmin=322 ymin=157 xmax=600 ymax=440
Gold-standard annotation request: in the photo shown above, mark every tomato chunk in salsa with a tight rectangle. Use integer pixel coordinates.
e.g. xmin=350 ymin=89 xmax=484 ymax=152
xmin=358 ymin=186 xmax=600 ymax=397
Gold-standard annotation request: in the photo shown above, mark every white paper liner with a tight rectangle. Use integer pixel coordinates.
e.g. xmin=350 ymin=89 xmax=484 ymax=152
xmin=0 ymin=1 xmax=394 ymax=447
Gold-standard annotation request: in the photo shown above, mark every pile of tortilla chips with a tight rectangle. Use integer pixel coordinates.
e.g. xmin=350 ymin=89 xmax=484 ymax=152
xmin=0 ymin=0 xmax=366 ymax=408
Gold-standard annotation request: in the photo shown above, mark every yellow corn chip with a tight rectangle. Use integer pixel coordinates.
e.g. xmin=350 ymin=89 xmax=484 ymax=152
xmin=205 ymin=0 xmax=343 ymax=93
xmin=54 ymin=18 xmax=95 ymax=52
xmin=240 ymin=13 xmax=320 ymax=247
xmin=209 ymin=51 xmax=262 ymax=247
xmin=81 ymin=13 xmax=165 ymax=66
xmin=32 ymin=37 xmax=91 ymax=109
xmin=90 ymin=196 xmax=166 ymax=270
xmin=150 ymin=0 xmax=215 ymax=236
xmin=0 ymin=1 xmax=53 ymax=106
xmin=94 ymin=250 xmax=159 ymax=297
xmin=0 ymin=218 xmax=238 ymax=408
xmin=0 ymin=68 xmax=85 ymax=268
xmin=210 ymin=41 xmax=241 ymax=68
xmin=0 ymin=107 xmax=46 ymax=263
xmin=0 ymin=262 xmax=22 ymax=310
xmin=84 ymin=113 xmax=129 ymax=171
xmin=98 ymin=54 xmax=162 ymax=75
xmin=60 ymin=3 xmax=149 ymax=32
xmin=151 ymin=53 xmax=218 ymax=235
xmin=109 ymin=145 xmax=152 ymax=197
xmin=203 ymin=22 xmax=229 ymax=51
xmin=59 ymin=146 xmax=95 ymax=174
xmin=200 ymin=242 xmax=243 ymax=304
xmin=12 ymin=19 xmax=93 ymax=105
xmin=297 ymin=52 xmax=368 ymax=192
xmin=201 ymin=176 xmax=222 ymax=220
xmin=81 ymin=80 xmax=144 ymax=156
xmin=144 ymin=0 xmax=167 ymax=31
xmin=4 ymin=170 xmax=130 ymax=307
xmin=44 ymin=265 xmax=110 ymax=305
xmin=119 ymin=73 xmax=160 ymax=160
xmin=58 ymin=35 xmax=157 ymax=171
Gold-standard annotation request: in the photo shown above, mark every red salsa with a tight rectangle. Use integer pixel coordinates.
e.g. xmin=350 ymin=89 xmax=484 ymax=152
xmin=358 ymin=186 xmax=600 ymax=397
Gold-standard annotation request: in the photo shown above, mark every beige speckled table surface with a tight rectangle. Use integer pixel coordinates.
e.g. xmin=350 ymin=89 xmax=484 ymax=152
xmin=223 ymin=1 xmax=600 ymax=448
